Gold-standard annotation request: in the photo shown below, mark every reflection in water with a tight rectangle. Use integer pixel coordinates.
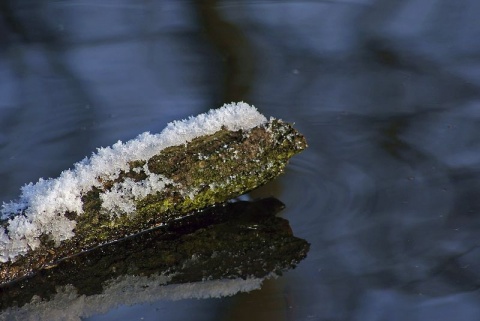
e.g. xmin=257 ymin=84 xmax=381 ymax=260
xmin=197 ymin=0 xmax=254 ymax=104
xmin=0 ymin=198 xmax=309 ymax=320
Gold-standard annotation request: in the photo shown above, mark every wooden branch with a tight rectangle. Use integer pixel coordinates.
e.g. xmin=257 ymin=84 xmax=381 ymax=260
xmin=0 ymin=118 xmax=307 ymax=284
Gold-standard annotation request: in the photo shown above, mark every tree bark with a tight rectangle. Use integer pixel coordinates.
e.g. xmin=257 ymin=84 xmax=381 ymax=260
xmin=0 ymin=120 xmax=307 ymax=284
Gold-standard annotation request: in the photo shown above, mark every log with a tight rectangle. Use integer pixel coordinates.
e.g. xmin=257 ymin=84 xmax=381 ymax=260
xmin=0 ymin=102 xmax=307 ymax=284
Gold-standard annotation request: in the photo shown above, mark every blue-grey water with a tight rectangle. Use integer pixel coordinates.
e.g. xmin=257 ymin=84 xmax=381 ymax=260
xmin=2 ymin=0 xmax=480 ymax=320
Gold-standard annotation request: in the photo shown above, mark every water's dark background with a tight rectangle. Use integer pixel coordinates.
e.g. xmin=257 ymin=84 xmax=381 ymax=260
xmin=2 ymin=0 xmax=480 ymax=320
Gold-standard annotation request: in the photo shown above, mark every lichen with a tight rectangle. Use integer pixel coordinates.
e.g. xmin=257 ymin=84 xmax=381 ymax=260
xmin=75 ymin=120 xmax=306 ymax=246
xmin=0 ymin=119 xmax=306 ymax=284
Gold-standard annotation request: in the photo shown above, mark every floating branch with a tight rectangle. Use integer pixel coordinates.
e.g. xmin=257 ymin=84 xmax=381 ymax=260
xmin=0 ymin=102 xmax=307 ymax=284
xmin=0 ymin=197 xmax=310 ymax=315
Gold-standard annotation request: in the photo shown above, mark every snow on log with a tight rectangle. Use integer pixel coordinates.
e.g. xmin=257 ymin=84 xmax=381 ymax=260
xmin=0 ymin=102 xmax=307 ymax=284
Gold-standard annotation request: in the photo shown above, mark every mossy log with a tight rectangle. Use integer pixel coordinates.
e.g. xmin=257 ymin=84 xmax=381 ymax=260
xmin=0 ymin=120 xmax=306 ymax=284
xmin=0 ymin=198 xmax=310 ymax=313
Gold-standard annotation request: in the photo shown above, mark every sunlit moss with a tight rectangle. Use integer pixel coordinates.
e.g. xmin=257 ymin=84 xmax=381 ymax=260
xmin=75 ymin=120 xmax=306 ymax=246
xmin=0 ymin=120 xmax=306 ymax=284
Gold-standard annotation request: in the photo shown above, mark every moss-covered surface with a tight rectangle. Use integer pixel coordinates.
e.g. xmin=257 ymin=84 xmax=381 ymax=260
xmin=0 ymin=198 xmax=310 ymax=310
xmin=0 ymin=120 xmax=307 ymax=284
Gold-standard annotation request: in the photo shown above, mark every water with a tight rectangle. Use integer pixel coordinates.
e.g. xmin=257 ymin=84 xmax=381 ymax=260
xmin=2 ymin=0 xmax=480 ymax=320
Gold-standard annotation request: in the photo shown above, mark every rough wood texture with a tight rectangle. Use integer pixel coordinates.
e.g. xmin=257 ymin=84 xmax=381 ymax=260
xmin=0 ymin=120 xmax=307 ymax=284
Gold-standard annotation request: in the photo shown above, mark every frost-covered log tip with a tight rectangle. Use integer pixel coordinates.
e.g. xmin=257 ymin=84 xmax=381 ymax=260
xmin=0 ymin=102 xmax=307 ymax=284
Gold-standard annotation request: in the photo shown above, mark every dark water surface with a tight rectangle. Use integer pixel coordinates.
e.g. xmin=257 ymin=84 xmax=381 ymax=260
xmin=2 ymin=0 xmax=480 ymax=320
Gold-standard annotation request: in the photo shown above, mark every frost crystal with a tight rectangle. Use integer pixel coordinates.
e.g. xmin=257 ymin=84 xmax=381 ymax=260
xmin=0 ymin=102 xmax=267 ymax=263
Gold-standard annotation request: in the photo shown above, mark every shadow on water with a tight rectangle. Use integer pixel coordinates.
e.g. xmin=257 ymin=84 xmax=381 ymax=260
xmin=0 ymin=198 xmax=309 ymax=320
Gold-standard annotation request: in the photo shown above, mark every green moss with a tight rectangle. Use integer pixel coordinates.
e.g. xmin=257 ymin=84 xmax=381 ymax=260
xmin=75 ymin=121 xmax=304 ymax=246
xmin=0 ymin=120 xmax=307 ymax=285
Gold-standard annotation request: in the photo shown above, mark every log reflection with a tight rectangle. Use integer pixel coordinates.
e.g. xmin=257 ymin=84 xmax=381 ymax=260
xmin=0 ymin=197 xmax=309 ymax=317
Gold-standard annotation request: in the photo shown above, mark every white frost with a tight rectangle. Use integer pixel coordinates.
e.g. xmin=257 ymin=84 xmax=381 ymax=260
xmin=0 ymin=102 xmax=267 ymax=263
xmin=100 ymin=165 xmax=176 ymax=216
